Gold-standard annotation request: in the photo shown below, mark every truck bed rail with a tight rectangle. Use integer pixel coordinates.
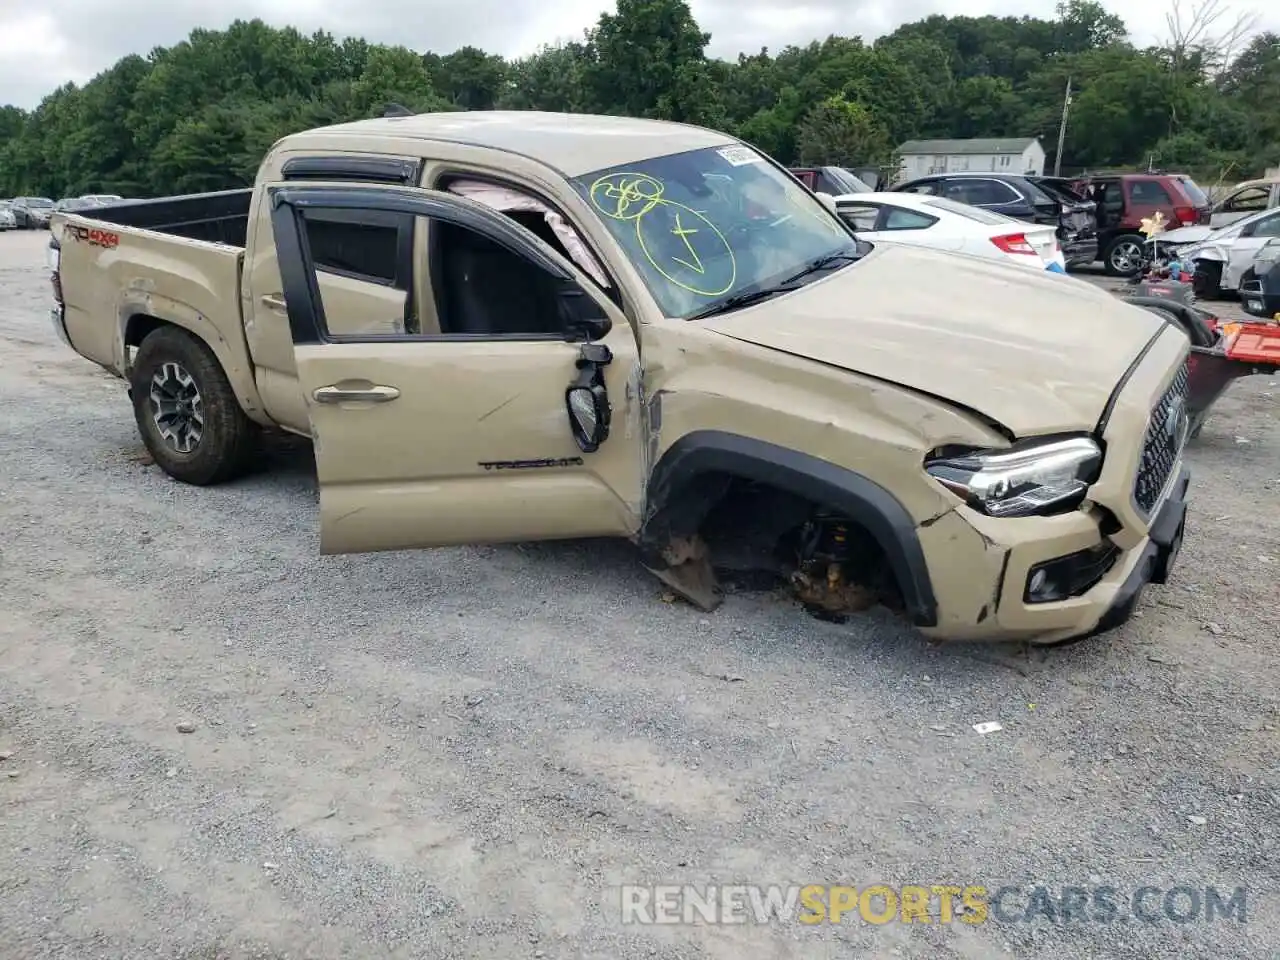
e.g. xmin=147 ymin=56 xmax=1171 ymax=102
xmin=91 ymin=189 xmax=252 ymax=247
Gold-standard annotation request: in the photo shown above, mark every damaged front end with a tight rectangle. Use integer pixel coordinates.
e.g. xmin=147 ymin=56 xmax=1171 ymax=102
xmin=639 ymin=473 xmax=913 ymax=625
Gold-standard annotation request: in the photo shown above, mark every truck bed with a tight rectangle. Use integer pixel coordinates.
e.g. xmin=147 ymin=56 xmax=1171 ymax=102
xmin=53 ymin=196 xmax=249 ymax=377
xmin=91 ymin=189 xmax=252 ymax=247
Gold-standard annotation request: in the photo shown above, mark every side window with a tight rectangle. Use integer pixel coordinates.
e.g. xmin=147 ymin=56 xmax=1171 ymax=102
xmin=304 ymin=210 xmax=406 ymax=284
xmin=880 ymin=208 xmax=938 ymax=230
xmin=836 ymin=203 xmax=880 ymax=231
xmin=1245 ymin=212 xmax=1280 ymax=239
xmin=1129 ymin=180 xmax=1173 ymax=205
xmin=794 ymin=171 xmax=816 ymax=189
xmin=942 ymin=179 xmax=1013 ymax=206
xmin=430 ymin=219 xmax=568 ymax=337
xmin=903 ymin=181 xmax=939 ymax=195
xmin=303 ymin=209 xmax=415 ymax=337
xmin=1224 ymin=187 xmax=1269 ymax=213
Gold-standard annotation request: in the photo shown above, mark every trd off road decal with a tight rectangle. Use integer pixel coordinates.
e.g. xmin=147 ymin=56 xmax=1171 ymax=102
xmin=478 ymin=458 xmax=584 ymax=471
xmin=65 ymin=225 xmax=120 ymax=249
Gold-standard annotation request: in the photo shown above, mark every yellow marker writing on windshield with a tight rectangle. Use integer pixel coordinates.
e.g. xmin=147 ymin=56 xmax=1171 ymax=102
xmin=589 ymin=172 xmax=736 ymax=297
xmin=669 ymin=213 xmax=706 ymax=274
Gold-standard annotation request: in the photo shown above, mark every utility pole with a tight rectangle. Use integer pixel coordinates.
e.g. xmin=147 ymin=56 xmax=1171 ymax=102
xmin=1053 ymin=76 xmax=1072 ymax=177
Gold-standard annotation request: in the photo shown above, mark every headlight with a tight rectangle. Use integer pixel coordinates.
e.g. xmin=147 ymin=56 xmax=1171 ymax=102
xmin=925 ymin=436 xmax=1102 ymax=518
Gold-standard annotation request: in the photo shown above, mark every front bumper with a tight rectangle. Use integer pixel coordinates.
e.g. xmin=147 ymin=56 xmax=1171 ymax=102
xmin=1086 ymin=468 xmax=1188 ymax=637
xmin=916 ymin=468 xmax=1190 ymax=645
xmin=915 ymin=327 xmax=1191 ymax=644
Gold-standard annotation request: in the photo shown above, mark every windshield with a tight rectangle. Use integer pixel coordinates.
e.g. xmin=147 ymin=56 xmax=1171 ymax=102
xmin=27 ymin=198 xmax=53 ymax=208
xmin=573 ymin=145 xmax=858 ymax=319
xmin=923 ymin=196 xmax=1017 ymax=225
xmin=1177 ymin=177 xmax=1209 ymax=207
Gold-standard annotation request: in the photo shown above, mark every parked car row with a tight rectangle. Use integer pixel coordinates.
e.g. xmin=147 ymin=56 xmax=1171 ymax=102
xmin=0 ymin=194 xmax=126 ymax=230
xmin=890 ymin=172 xmax=1097 ymax=269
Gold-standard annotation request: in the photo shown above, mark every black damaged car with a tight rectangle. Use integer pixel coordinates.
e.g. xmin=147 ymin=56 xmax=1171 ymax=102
xmin=892 ymin=172 xmax=1099 ymax=270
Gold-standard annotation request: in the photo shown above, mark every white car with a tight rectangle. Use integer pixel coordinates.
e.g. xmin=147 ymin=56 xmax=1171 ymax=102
xmin=1153 ymin=204 xmax=1280 ymax=297
xmin=833 ymin=192 xmax=1065 ymax=272
xmin=0 ymin=203 xmax=15 ymax=231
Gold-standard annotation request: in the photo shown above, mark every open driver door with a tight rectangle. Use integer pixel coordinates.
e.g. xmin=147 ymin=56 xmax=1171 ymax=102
xmin=267 ymin=183 xmax=644 ymax=554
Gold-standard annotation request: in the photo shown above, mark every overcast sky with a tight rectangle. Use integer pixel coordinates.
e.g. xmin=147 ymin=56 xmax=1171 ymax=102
xmin=2 ymin=0 xmax=1277 ymax=110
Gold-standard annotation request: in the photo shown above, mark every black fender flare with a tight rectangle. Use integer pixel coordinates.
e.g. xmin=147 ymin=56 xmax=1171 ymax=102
xmin=640 ymin=430 xmax=938 ymax=627
xmin=1123 ymin=295 xmax=1217 ymax=348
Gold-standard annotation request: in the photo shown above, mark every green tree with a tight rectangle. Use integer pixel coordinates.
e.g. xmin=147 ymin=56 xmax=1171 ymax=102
xmin=795 ymin=96 xmax=893 ymax=166
xmin=425 ymin=46 xmax=509 ymax=110
xmin=581 ymin=0 xmax=723 ymax=126
xmin=0 ymin=1 xmax=1271 ymax=197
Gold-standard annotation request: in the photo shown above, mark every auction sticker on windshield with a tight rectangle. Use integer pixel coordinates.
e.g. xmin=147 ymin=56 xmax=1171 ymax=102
xmin=717 ymin=146 xmax=762 ymax=166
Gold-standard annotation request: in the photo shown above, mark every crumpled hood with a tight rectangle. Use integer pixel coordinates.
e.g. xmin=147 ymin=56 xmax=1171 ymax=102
xmin=699 ymin=242 xmax=1168 ymax=437
xmin=1155 ymin=224 xmax=1214 ymax=246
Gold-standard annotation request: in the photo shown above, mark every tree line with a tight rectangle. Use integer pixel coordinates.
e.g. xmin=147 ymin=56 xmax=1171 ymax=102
xmin=1 ymin=0 xmax=1277 ymax=199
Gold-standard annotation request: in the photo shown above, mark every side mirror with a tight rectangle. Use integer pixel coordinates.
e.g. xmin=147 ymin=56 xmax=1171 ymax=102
xmin=558 ymin=282 xmax=612 ymax=341
xmin=814 ymin=191 xmax=838 ymax=214
xmin=565 ymin=342 xmax=613 ymax=453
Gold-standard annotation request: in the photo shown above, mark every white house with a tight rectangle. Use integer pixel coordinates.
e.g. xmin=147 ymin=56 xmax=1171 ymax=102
xmin=894 ymin=137 xmax=1047 ymax=183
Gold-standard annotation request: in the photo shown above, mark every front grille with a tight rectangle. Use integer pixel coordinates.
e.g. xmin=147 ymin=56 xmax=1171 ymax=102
xmin=1133 ymin=359 xmax=1191 ymax=514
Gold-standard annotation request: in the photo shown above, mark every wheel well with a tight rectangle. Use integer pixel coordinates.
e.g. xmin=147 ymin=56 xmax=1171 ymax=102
xmin=695 ymin=473 xmax=895 ymax=581
xmin=124 ymin=313 xmax=172 ymax=351
xmin=640 ymin=431 xmax=938 ymax=626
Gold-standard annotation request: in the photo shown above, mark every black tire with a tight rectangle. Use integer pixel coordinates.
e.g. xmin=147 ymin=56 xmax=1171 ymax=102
xmin=1104 ymin=234 xmax=1146 ymax=276
xmin=1192 ymin=259 xmax=1223 ymax=299
xmin=129 ymin=325 xmax=258 ymax=485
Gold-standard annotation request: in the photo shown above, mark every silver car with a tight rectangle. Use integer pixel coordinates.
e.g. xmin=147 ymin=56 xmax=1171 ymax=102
xmin=1152 ymin=205 xmax=1280 ymax=298
xmin=0 ymin=202 xmax=16 ymax=231
xmin=12 ymin=197 xmax=54 ymax=229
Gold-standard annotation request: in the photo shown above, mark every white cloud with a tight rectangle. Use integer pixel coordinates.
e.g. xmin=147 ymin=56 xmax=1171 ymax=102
xmin=1 ymin=0 xmax=1277 ymax=110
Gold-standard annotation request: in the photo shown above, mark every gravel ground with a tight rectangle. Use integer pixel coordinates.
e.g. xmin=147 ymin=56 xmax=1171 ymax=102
xmin=1 ymin=227 xmax=1277 ymax=960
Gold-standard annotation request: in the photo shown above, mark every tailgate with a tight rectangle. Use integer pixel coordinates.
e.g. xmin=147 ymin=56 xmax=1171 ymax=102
xmin=53 ymin=214 xmax=245 ymax=375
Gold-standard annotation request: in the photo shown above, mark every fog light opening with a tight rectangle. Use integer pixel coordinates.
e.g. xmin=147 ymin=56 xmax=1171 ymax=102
xmin=1024 ymin=543 xmax=1121 ymax=605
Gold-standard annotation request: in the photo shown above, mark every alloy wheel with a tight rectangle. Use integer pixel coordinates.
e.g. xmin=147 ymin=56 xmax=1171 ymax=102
xmin=148 ymin=361 xmax=204 ymax=453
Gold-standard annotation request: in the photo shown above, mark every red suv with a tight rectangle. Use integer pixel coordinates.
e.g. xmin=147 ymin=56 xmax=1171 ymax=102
xmin=1069 ymin=173 xmax=1211 ymax=275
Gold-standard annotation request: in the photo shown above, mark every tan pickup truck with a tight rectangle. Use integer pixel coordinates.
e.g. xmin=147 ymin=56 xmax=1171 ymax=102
xmin=48 ymin=111 xmax=1194 ymax=645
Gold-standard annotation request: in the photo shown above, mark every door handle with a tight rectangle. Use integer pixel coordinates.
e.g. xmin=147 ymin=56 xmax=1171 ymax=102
xmin=260 ymin=294 xmax=287 ymax=311
xmin=312 ymin=384 xmax=400 ymax=404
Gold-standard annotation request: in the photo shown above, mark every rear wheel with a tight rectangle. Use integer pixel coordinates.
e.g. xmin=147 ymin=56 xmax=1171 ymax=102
xmin=1104 ymin=234 xmax=1146 ymax=276
xmin=129 ymin=326 xmax=258 ymax=485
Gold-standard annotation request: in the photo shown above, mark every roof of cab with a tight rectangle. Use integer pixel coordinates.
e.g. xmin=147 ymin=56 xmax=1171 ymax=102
xmin=288 ymin=110 xmax=738 ymax=178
